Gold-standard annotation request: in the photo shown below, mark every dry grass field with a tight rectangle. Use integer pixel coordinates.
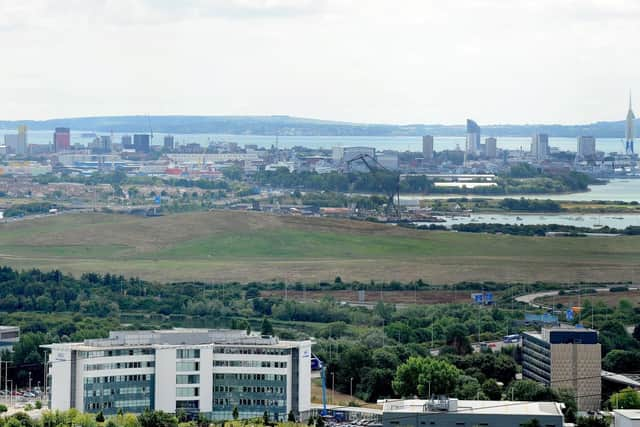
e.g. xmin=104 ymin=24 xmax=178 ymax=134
xmin=539 ymin=290 xmax=640 ymax=308
xmin=0 ymin=211 xmax=639 ymax=284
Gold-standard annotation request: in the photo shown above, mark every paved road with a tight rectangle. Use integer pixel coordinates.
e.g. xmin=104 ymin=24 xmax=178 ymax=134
xmin=515 ymin=286 xmax=639 ymax=310
xmin=0 ymin=209 xmax=93 ymax=224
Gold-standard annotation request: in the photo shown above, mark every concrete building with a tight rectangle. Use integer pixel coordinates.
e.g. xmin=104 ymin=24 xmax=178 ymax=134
xmin=422 ymin=135 xmax=434 ymax=162
xmin=3 ymin=134 xmax=18 ymax=153
xmin=523 ymin=327 xmax=601 ymax=411
xmin=121 ymin=135 xmax=133 ymax=149
xmin=99 ymin=136 xmax=112 ymax=153
xmin=43 ymin=329 xmax=311 ymax=420
xmin=376 ymin=151 xmax=399 ymax=170
xmin=164 ymin=135 xmax=175 ymax=151
xmin=331 ymin=147 xmax=344 ymax=163
xmin=577 ymin=136 xmax=596 ymax=158
xmin=16 ymin=125 xmax=27 ymax=156
xmin=465 ymin=119 xmax=481 ymax=155
xmin=343 ymin=147 xmax=376 ymax=172
xmin=615 ymin=409 xmax=640 ymax=426
xmin=626 ymin=93 xmax=635 ymax=155
xmin=531 ymin=133 xmax=549 ymax=161
xmin=165 ymin=153 xmax=260 ymax=165
xmin=382 ymin=398 xmax=565 ymax=427
xmin=133 ymin=134 xmax=151 ymax=153
xmin=0 ymin=326 xmax=20 ymax=351
xmin=54 ymin=127 xmax=71 ymax=152
xmin=485 ymin=137 xmax=497 ymax=158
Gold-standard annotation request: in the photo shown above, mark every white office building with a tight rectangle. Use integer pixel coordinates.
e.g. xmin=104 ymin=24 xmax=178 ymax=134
xmin=43 ymin=329 xmax=312 ymax=421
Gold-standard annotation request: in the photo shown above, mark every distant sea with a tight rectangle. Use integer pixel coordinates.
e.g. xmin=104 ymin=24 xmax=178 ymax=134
xmin=0 ymin=130 xmax=632 ymax=154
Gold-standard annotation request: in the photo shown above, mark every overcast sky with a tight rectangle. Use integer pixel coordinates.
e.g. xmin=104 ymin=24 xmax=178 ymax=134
xmin=0 ymin=0 xmax=638 ymax=125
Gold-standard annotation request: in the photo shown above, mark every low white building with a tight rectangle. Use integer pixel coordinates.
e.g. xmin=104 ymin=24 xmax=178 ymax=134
xmin=382 ymin=398 xmax=565 ymax=427
xmin=615 ymin=409 xmax=640 ymax=427
xmin=43 ymin=329 xmax=311 ymax=421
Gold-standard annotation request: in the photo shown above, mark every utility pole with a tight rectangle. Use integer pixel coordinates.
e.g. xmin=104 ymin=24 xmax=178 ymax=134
xmin=350 ymin=377 xmax=354 ymax=399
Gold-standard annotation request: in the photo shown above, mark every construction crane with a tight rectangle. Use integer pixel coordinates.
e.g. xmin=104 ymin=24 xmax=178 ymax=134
xmin=345 ymin=153 xmax=401 ymax=219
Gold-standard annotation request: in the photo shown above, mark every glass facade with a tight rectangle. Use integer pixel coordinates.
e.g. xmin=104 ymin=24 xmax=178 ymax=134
xmin=79 ymin=349 xmax=154 ymax=358
xmin=176 ymin=387 xmax=200 ymax=397
xmin=176 ymin=361 xmax=200 ymax=371
xmin=85 ymin=361 xmax=154 ymax=371
xmin=83 ymin=374 xmax=154 ymax=415
xmin=213 ymin=360 xmax=287 ymax=368
xmin=177 ymin=349 xmax=200 ymax=359
xmin=212 ymin=373 xmax=287 ymax=421
xmin=176 ymin=374 xmax=200 ymax=384
xmin=213 ymin=347 xmax=291 ymax=355
xmin=522 ymin=334 xmax=552 ymax=385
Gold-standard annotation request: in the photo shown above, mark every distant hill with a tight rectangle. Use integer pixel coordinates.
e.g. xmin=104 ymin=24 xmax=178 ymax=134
xmin=0 ymin=115 xmax=636 ymax=138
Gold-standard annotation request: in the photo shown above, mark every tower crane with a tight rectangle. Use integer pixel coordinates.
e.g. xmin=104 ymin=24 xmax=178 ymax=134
xmin=345 ymin=153 xmax=401 ymax=219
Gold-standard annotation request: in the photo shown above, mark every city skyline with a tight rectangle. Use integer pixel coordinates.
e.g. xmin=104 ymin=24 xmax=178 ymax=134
xmin=1 ymin=0 xmax=640 ymax=124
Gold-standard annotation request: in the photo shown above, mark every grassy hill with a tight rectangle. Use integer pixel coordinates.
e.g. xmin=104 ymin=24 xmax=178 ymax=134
xmin=0 ymin=211 xmax=638 ymax=284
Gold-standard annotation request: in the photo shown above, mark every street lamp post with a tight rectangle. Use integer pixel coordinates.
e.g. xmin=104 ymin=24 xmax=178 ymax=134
xmin=331 ymin=372 xmax=335 ymax=405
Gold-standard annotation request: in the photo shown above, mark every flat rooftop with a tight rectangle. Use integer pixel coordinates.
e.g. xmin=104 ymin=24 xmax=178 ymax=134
xmin=525 ymin=326 xmax=598 ymax=343
xmin=42 ymin=328 xmax=308 ymax=351
xmin=382 ymin=399 xmax=564 ymax=417
xmin=615 ymin=409 xmax=640 ymax=420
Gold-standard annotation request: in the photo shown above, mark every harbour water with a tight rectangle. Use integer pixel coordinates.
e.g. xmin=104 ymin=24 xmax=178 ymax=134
xmin=400 ymin=179 xmax=640 ymax=203
xmin=404 ymin=179 xmax=640 ymax=228
xmin=1 ymin=130 xmax=634 ymax=154
xmin=426 ymin=213 xmax=640 ymax=229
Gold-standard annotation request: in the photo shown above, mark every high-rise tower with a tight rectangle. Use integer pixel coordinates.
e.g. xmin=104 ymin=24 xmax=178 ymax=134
xmin=466 ymin=119 xmax=481 ymax=154
xmin=626 ymin=93 xmax=635 ymax=155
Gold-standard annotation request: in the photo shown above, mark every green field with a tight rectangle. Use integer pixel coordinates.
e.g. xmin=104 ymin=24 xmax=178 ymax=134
xmin=0 ymin=211 xmax=638 ymax=283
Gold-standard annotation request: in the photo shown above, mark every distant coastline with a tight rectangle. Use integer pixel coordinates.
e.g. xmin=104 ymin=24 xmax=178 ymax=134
xmin=0 ymin=115 xmax=637 ymax=138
